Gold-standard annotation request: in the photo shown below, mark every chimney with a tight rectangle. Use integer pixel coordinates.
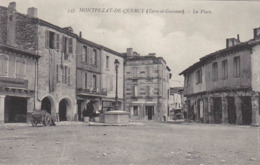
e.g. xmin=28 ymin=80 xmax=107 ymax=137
xmin=237 ymin=34 xmax=240 ymax=42
xmin=127 ymin=48 xmax=133 ymax=57
xmin=226 ymin=38 xmax=240 ymax=48
xmin=8 ymin=2 xmax=16 ymax=11
xmin=27 ymin=7 xmax=37 ymax=18
xmin=254 ymin=27 xmax=260 ymax=39
xmin=149 ymin=53 xmax=156 ymax=56
xmin=79 ymin=31 xmax=82 ymax=38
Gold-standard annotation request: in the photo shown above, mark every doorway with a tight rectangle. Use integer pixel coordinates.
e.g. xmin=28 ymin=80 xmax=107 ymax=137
xmin=59 ymin=99 xmax=69 ymax=121
xmin=213 ymin=98 xmax=222 ymax=124
xmin=4 ymin=96 xmax=27 ymax=123
xmin=146 ymin=106 xmax=154 ymax=120
xmin=241 ymin=97 xmax=252 ymax=125
xmin=227 ymin=97 xmax=236 ymax=124
xmin=41 ymin=97 xmax=52 ymax=114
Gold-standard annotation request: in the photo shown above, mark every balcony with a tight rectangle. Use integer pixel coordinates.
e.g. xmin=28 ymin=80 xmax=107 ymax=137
xmin=77 ymin=87 xmax=107 ymax=96
xmin=0 ymin=77 xmax=28 ymax=89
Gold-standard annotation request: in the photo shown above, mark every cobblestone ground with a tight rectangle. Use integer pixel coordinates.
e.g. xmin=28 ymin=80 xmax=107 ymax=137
xmin=0 ymin=121 xmax=260 ymax=165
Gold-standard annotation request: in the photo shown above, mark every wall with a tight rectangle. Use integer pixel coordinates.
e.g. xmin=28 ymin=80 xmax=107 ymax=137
xmin=184 ymin=49 xmax=251 ymax=96
xmin=36 ymin=25 xmax=77 ymax=120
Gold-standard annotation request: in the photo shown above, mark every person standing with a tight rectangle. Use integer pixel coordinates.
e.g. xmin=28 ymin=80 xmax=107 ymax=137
xmin=87 ymin=100 xmax=95 ymax=122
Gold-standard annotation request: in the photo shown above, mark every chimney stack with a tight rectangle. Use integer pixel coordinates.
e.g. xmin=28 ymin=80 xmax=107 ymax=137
xmin=8 ymin=2 xmax=16 ymax=11
xmin=148 ymin=53 xmax=156 ymax=56
xmin=254 ymin=27 xmax=260 ymax=39
xmin=226 ymin=38 xmax=240 ymax=48
xmin=27 ymin=7 xmax=37 ymax=18
xmin=237 ymin=34 xmax=240 ymax=42
xmin=127 ymin=48 xmax=133 ymax=57
xmin=79 ymin=31 xmax=82 ymax=38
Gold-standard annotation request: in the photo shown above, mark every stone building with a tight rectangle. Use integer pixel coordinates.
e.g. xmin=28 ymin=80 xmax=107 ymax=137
xmin=124 ymin=48 xmax=171 ymax=121
xmin=180 ymin=29 xmax=260 ymax=125
xmin=100 ymin=47 xmax=124 ymax=113
xmin=168 ymin=87 xmax=185 ymax=120
xmin=0 ymin=2 xmax=78 ymax=122
xmin=76 ymin=37 xmax=104 ymax=121
xmin=0 ymin=3 xmax=40 ymax=123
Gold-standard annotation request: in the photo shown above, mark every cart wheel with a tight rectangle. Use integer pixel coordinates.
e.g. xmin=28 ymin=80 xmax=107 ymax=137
xmin=44 ymin=114 xmax=52 ymax=126
xmin=31 ymin=120 xmax=37 ymax=127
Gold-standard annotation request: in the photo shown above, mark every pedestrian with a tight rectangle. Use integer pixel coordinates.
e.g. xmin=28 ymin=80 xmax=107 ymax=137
xmin=87 ymin=100 xmax=95 ymax=122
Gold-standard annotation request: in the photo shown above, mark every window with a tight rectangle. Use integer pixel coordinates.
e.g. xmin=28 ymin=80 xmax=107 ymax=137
xmin=212 ymin=62 xmax=218 ymax=81
xmin=133 ymin=67 xmax=138 ymax=77
xmin=0 ymin=55 xmax=8 ymax=76
xmin=92 ymin=49 xmax=97 ymax=66
xmin=146 ymin=67 xmax=150 ymax=78
xmin=186 ymin=74 xmax=191 ymax=87
xmin=133 ymin=106 xmax=138 ymax=116
xmin=133 ymin=86 xmax=137 ymax=97
xmin=147 ymin=86 xmax=151 ymax=96
xmin=234 ymin=56 xmax=240 ymax=77
xmin=82 ymin=46 xmax=88 ymax=63
xmin=56 ymin=64 xmax=59 ymax=82
xmin=63 ymin=36 xmax=68 ymax=53
xmin=222 ymin=60 xmax=228 ymax=79
xmin=62 ymin=66 xmax=70 ymax=84
xmin=68 ymin=38 xmax=73 ymax=53
xmin=106 ymin=56 xmax=109 ymax=69
xmin=16 ymin=59 xmax=26 ymax=78
xmin=196 ymin=69 xmax=202 ymax=84
xmin=93 ymin=75 xmax=97 ymax=91
xmin=45 ymin=31 xmax=60 ymax=50
xmin=85 ymin=73 xmax=88 ymax=89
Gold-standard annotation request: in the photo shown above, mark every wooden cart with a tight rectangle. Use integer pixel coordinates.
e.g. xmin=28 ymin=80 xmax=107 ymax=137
xmin=31 ymin=110 xmax=55 ymax=126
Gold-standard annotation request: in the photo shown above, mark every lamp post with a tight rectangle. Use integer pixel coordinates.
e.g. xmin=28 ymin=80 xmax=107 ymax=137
xmin=114 ymin=59 xmax=120 ymax=110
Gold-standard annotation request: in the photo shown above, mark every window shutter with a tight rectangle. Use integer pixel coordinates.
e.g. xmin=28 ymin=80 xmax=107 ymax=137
xmin=45 ymin=30 xmax=49 ymax=48
xmin=62 ymin=36 xmax=65 ymax=53
xmin=87 ymin=47 xmax=92 ymax=65
xmin=68 ymin=67 xmax=71 ymax=84
xmin=56 ymin=34 xmax=60 ymax=51
xmin=62 ymin=67 xmax=65 ymax=83
xmin=69 ymin=38 xmax=73 ymax=53
xmin=110 ymin=76 xmax=113 ymax=91
xmin=56 ymin=64 xmax=59 ymax=82
xmin=21 ymin=60 xmax=25 ymax=77
xmin=82 ymin=46 xmax=85 ymax=62
xmin=88 ymin=73 xmax=92 ymax=89
xmin=82 ymin=72 xmax=85 ymax=89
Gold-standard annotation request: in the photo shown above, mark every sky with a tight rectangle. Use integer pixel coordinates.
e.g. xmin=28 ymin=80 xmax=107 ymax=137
xmin=1 ymin=0 xmax=260 ymax=87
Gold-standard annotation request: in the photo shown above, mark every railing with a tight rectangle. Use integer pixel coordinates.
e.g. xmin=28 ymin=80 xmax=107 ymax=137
xmin=77 ymin=87 xmax=107 ymax=96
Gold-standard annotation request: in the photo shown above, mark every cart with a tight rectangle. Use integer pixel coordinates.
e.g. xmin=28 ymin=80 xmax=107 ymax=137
xmin=31 ymin=110 xmax=55 ymax=127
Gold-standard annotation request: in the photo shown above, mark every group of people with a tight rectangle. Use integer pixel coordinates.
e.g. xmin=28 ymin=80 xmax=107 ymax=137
xmin=82 ymin=100 xmax=99 ymax=122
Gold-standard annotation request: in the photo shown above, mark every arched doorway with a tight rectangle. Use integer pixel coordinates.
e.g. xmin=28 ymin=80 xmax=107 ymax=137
xmin=41 ymin=97 xmax=52 ymax=114
xmin=59 ymin=99 xmax=69 ymax=121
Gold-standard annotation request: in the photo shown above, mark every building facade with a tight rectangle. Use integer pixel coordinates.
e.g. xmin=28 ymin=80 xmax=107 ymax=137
xmin=168 ymin=87 xmax=185 ymax=120
xmin=0 ymin=3 xmax=40 ymax=123
xmin=100 ymin=48 xmax=124 ymax=113
xmin=76 ymin=37 xmax=105 ymax=121
xmin=124 ymin=48 xmax=171 ymax=121
xmin=180 ymin=29 xmax=260 ymax=125
xmin=0 ymin=2 xmax=78 ymax=122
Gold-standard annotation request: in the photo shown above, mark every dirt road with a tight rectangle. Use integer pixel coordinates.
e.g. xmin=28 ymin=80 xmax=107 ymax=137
xmin=0 ymin=121 xmax=259 ymax=165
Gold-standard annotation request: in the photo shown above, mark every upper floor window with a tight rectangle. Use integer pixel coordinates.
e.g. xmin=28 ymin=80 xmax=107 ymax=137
xmin=45 ymin=31 xmax=59 ymax=50
xmin=234 ymin=56 xmax=240 ymax=77
xmin=185 ymin=74 xmax=191 ymax=87
xmin=62 ymin=66 xmax=71 ymax=84
xmin=133 ymin=86 xmax=137 ymax=97
xmin=196 ymin=69 xmax=202 ymax=84
xmin=82 ymin=46 xmax=88 ymax=63
xmin=106 ymin=56 xmax=109 ymax=69
xmin=146 ymin=67 xmax=151 ymax=78
xmin=0 ymin=55 xmax=8 ymax=77
xmin=89 ymin=49 xmax=98 ymax=66
xmin=16 ymin=58 xmax=25 ymax=78
xmin=222 ymin=59 xmax=228 ymax=79
xmin=92 ymin=74 xmax=97 ymax=91
xmin=147 ymin=86 xmax=151 ymax=96
xmin=133 ymin=67 xmax=138 ymax=77
xmin=212 ymin=62 xmax=218 ymax=81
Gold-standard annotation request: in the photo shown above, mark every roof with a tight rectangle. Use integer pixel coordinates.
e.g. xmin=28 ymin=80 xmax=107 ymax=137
xmin=179 ymin=39 xmax=260 ymax=75
xmin=125 ymin=55 xmax=167 ymax=64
